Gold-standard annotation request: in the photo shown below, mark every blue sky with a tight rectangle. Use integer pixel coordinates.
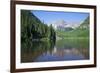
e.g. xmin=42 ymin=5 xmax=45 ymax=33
xmin=32 ymin=10 xmax=89 ymax=25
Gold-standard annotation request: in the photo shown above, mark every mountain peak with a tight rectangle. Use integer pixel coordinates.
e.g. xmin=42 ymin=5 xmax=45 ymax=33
xmin=51 ymin=20 xmax=68 ymax=30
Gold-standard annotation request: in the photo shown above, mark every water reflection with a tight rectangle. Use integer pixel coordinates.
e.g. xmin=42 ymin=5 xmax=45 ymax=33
xmin=21 ymin=39 xmax=89 ymax=63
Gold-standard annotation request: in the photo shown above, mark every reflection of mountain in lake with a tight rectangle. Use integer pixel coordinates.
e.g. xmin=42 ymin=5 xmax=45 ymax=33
xmin=35 ymin=47 xmax=88 ymax=62
xmin=21 ymin=39 xmax=89 ymax=63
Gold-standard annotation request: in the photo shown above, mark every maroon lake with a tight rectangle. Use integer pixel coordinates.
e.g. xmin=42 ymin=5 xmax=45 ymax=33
xmin=21 ymin=38 xmax=89 ymax=63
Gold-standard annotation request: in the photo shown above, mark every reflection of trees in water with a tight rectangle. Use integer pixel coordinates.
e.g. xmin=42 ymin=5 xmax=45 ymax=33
xmin=21 ymin=40 xmax=55 ymax=63
xmin=55 ymin=39 xmax=89 ymax=59
xmin=21 ymin=39 xmax=89 ymax=63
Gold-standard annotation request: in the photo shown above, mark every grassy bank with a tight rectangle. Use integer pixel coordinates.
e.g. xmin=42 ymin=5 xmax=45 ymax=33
xmin=56 ymin=29 xmax=89 ymax=38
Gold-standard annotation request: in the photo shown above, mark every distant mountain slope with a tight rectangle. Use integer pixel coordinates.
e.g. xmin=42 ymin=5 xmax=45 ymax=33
xmin=78 ymin=16 xmax=89 ymax=29
xmin=52 ymin=20 xmax=74 ymax=31
xmin=52 ymin=20 xmax=68 ymax=30
xmin=56 ymin=16 xmax=90 ymax=38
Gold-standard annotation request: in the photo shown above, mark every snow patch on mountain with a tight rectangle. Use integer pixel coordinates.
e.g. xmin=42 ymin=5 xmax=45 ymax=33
xmin=50 ymin=20 xmax=81 ymax=30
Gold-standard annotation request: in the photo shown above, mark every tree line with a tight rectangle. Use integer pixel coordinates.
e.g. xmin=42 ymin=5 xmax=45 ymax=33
xmin=21 ymin=10 xmax=56 ymax=43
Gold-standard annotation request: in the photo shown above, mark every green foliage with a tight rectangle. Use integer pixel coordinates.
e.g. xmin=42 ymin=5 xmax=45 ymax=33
xmin=21 ymin=10 xmax=56 ymax=43
xmin=65 ymin=27 xmax=73 ymax=31
xmin=49 ymin=24 xmax=56 ymax=40
xmin=57 ymin=29 xmax=89 ymax=38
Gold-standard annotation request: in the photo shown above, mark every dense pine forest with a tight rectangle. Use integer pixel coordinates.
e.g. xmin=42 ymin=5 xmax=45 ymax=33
xmin=21 ymin=10 xmax=56 ymax=43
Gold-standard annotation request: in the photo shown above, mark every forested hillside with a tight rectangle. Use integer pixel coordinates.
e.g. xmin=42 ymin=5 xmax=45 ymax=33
xmin=21 ymin=10 xmax=56 ymax=43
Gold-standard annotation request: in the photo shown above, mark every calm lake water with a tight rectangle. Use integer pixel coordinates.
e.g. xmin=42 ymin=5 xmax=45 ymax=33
xmin=21 ymin=38 xmax=89 ymax=63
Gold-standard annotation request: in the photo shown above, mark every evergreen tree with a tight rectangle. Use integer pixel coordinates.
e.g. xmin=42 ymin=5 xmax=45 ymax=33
xmin=21 ymin=10 xmax=56 ymax=42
